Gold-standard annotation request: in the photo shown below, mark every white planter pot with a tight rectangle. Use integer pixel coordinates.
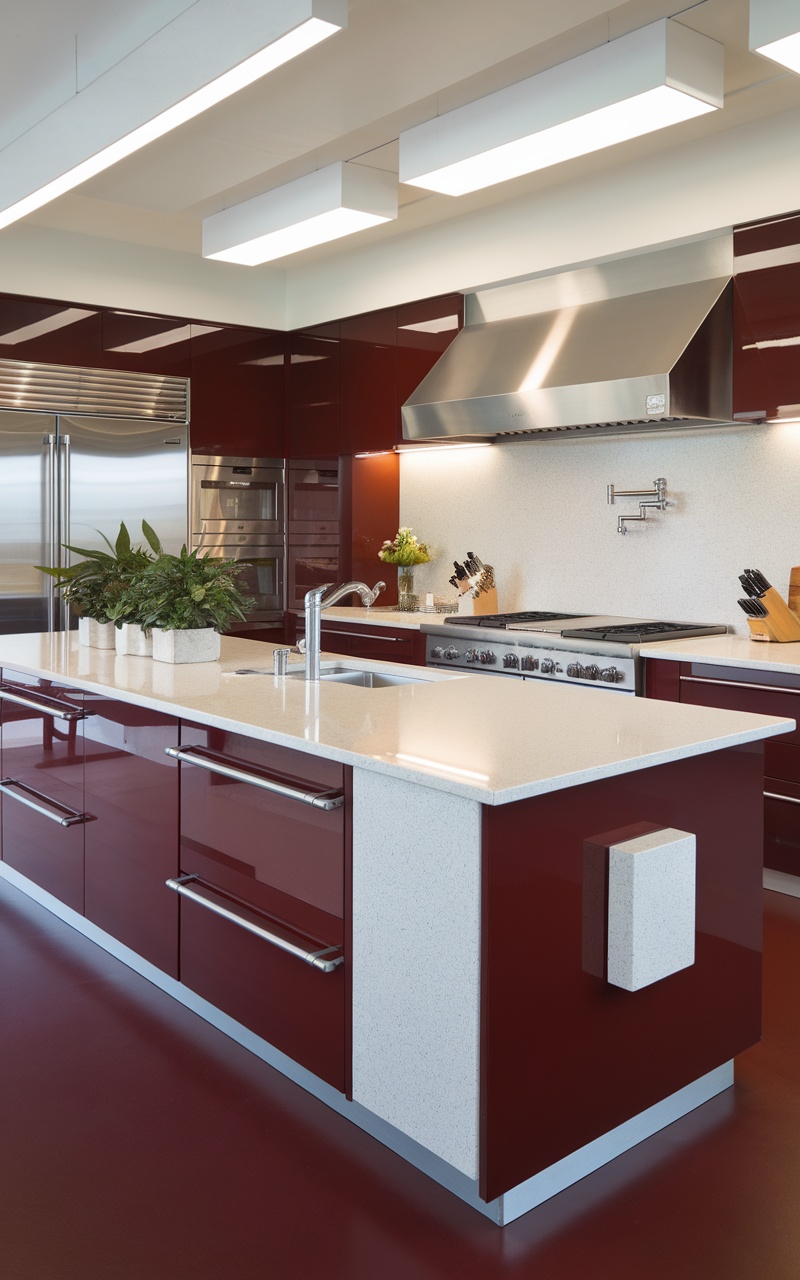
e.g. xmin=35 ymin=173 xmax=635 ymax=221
xmin=78 ymin=617 xmax=116 ymax=649
xmin=152 ymin=627 xmax=220 ymax=664
xmin=114 ymin=623 xmax=153 ymax=657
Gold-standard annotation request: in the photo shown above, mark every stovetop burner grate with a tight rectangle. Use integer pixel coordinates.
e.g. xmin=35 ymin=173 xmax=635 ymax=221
xmin=562 ymin=622 xmax=726 ymax=642
xmin=449 ymin=611 xmax=587 ymax=628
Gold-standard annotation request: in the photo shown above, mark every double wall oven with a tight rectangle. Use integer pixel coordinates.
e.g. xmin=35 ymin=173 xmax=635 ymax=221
xmin=191 ymin=455 xmax=285 ymax=627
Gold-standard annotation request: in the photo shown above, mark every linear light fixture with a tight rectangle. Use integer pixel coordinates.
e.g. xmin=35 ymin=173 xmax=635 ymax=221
xmin=399 ymin=19 xmax=723 ymax=196
xmin=203 ymin=161 xmax=398 ymax=265
xmin=0 ymin=0 xmax=347 ymax=232
xmin=750 ymin=0 xmax=800 ymax=72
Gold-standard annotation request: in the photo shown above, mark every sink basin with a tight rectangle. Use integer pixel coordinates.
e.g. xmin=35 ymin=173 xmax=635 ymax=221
xmin=287 ymin=664 xmax=427 ymax=687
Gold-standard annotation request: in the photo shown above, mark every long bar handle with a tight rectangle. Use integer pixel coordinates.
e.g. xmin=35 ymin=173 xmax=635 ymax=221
xmin=323 ymin=631 xmax=403 ymax=644
xmin=0 ymin=687 xmax=85 ymax=721
xmin=0 ymin=778 xmax=92 ymax=828
xmin=164 ymin=746 xmax=344 ymax=810
xmin=680 ymin=675 xmax=800 ymax=698
xmin=764 ymin=790 xmax=800 ymax=806
xmin=46 ymin=433 xmax=57 ymax=632
xmin=165 ymin=876 xmax=343 ymax=972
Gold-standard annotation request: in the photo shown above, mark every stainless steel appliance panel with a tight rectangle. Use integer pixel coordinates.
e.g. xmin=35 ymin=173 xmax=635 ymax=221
xmin=191 ymin=455 xmax=284 ymax=537
xmin=195 ymin=537 xmax=284 ymax=621
xmin=287 ymin=537 xmax=339 ymax=612
xmin=0 ymin=412 xmax=58 ymax=634
xmin=288 ymin=460 xmax=339 ymax=537
xmin=61 ymin=416 xmax=189 ymax=564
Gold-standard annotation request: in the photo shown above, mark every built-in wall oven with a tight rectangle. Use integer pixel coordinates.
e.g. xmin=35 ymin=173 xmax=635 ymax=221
xmin=191 ymin=455 xmax=285 ymax=626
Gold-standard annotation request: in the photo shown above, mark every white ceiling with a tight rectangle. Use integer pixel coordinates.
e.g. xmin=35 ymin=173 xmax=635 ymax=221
xmin=1 ymin=0 xmax=796 ymax=280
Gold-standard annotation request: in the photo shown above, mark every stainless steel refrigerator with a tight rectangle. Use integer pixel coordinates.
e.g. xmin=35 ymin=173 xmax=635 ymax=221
xmin=0 ymin=409 xmax=189 ymax=635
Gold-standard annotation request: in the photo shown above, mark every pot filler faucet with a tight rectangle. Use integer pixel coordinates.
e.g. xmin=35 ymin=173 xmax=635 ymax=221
xmin=303 ymin=580 xmax=385 ymax=682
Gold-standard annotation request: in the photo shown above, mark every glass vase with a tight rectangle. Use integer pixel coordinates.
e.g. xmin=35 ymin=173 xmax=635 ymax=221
xmin=397 ymin=567 xmax=417 ymax=612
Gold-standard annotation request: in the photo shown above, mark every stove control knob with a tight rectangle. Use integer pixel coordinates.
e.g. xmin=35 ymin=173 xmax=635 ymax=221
xmin=430 ymin=646 xmax=445 ymax=660
xmin=566 ymin=663 xmax=584 ymax=678
xmin=599 ymin=666 xmax=624 ymax=683
xmin=540 ymin=658 xmax=556 ymax=674
xmin=444 ymin=646 xmax=460 ymax=661
xmin=503 ymin=653 xmax=519 ymax=669
xmin=521 ymin=655 xmax=539 ymax=672
xmin=465 ymin=648 xmax=480 ymax=663
xmin=583 ymin=664 xmax=600 ymax=681
xmin=479 ymin=650 xmax=497 ymax=665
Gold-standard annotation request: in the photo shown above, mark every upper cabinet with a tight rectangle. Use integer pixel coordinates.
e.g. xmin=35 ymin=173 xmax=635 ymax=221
xmin=396 ymin=293 xmax=464 ymax=439
xmin=101 ymin=310 xmax=191 ymax=377
xmin=190 ymin=325 xmax=285 ymax=457
xmin=733 ymin=212 xmax=800 ymax=421
xmin=287 ymin=322 xmax=340 ymax=459
xmin=340 ymin=307 xmax=397 ymax=455
xmin=0 ymin=294 xmax=103 ymax=367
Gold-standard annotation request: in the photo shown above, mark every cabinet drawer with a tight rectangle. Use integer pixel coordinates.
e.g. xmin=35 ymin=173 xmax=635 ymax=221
xmin=177 ymin=884 xmax=346 ymax=1089
xmin=764 ymin=740 xmax=800 ymax=785
xmin=176 ymin=723 xmax=345 ymax=920
xmin=0 ymin=670 xmax=86 ymax=911
xmin=83 ymin=695 xmax=179 ymax=976
xmin=320 ymin=623 xmax=424 ymax=666
xmin=764 ymin=777 xmax=800 ymax=876
xmin=679 ymin=670 xmax=800 ymax=747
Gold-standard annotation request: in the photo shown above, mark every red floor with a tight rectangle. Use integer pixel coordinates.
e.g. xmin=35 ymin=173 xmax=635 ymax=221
xmin=0 ymin=880 xmax=798 ymax=1280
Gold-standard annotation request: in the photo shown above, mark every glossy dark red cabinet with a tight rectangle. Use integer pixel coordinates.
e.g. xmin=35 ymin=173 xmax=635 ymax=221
xmin=174 ymin=723 xmax=348 ymax=1090
xmin=0 ymin=668 xmax=85 ymax=912
xmin=733 ymin=212 xmax=800 ymax=420
xmin=101 ymin=309 xmax=191 ymax=377
xmin=82 ymin=694 xmax=180 ymax=975
xmin=340 ymin=309 xmax=397 ymax=455
xmin=287 ymin=323 xmax=340 ymax=459
xmin=317 ymin=621 xmax=425 ymax=666
xmin=0 ymin=294 xmax=104 ymax=369
xmin=480 ymin=746 xmax=764 ymax=1202
xmin=189 ymin=324 xmax=286 ymax=457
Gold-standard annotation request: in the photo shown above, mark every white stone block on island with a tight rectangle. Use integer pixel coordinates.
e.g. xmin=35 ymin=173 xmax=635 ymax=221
xmin=607 ymin=828 xmax=696 ymax=992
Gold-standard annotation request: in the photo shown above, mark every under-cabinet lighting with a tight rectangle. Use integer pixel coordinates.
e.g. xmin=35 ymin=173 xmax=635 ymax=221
xmin=0 ymin=308 xmax=96 ymax=344
xmin=750 ymin=0 xmax=800 ymax=73
xmin=203 ymin=162 xmax=398 ymax=265
xmin=399 ymin=19 xmax=723 ymax=196
xmin=394 ymin=442 xmax=494 ymax=452
xmin=0 ymin=5 xmax=346 ymax=232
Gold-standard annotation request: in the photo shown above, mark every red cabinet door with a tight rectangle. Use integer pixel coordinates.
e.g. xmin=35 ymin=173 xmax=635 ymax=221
xmin=174 ymin=723 xmax=348 ymax=1090
xmin=0 ymin=668 xmax=86 ymax=912
xmin=340 ymin=309 xmax=397 ymax=455
xmin=396 ymin=293 xmax=464 ymax=444
xmin=733 ymin=213 xmax=800 ymax=420
xmin=82 ymin=693 xmax=179 ymax=975
xmin=190 ymin=325 xmax=286 ymax=457
xmin=287 ymin=323 xmax=340 ymax=458
xmin=319 ymin=621 xmax=425 ymax=666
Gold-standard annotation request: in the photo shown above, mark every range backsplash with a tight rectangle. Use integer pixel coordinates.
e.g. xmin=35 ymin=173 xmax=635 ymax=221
xmin=399 ymin=422 xmax=800 ymax=637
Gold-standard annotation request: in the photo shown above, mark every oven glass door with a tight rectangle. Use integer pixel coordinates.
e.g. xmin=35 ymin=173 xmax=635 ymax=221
xmin=199 ymin=542 xmax=284 ymax=619
xmin=192 ymin=462 xmax=284 ymax=535
xmin=288 ymin=539 xmax=339 ymax=611
xmin=288 ymin=461 xmax=339 ymax=536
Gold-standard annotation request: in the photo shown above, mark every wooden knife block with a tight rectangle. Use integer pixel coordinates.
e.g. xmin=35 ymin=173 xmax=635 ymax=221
xmin=457 ymin=586 xmax=499 ymax=616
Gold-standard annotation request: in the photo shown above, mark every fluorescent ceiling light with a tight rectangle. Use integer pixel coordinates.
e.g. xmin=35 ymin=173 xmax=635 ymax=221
xmin=750 ymin=0 xmax=800 ymax=72
xmin=203 ymin=161 xmax=398 ymax=265
xmin=0 ymin=308 xmax=96 ymax=344
xmin=108 ymin=324 xmax=220 ymax=354
xmin=0 ymin=2 xmax=346 ymax=232
xmin=399 ymin=19 xmax=723 ymax=196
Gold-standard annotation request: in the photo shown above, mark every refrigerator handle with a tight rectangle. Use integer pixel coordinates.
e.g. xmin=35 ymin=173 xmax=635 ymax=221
xmin=59 ymin=435 xmax=71 ymax=633
xmin=45 ymin=434 xmax=57 ymax=632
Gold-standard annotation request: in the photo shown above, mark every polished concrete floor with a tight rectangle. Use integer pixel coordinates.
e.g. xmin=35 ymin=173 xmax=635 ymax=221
xmin=0 ymin=878 xmax=798 ymax=1280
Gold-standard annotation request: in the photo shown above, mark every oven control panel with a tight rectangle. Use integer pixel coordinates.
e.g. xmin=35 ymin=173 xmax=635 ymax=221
xmin=426 ymin=636 xmax=636 ymax=692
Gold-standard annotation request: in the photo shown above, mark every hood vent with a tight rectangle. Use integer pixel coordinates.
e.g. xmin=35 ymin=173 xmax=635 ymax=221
xmin=402 ymin=277 xmax=733 ymax=441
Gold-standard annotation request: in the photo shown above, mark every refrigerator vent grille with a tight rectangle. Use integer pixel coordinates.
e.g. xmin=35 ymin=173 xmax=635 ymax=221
xmin=0 ymin=359 xmax=189 ymax=422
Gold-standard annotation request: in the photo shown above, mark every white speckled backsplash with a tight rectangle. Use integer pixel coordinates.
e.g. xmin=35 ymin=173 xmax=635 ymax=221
xmin=399 ymin=422 xmax=800 ymax=635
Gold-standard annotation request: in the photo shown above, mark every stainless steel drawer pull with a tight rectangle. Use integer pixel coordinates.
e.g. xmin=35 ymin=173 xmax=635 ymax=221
xmin=0 ymin=687 xmax=85 ymax=720
xmin=680 ymin=675 xmax=800 ymax=698
xmin=0 ymin=778 xmax=92 ymax=827
xmin=324 ymin=631 xmax=402 ymax=643
xmin=165 ymin=875 xmax=343 ymax=973
xmin=163 ymin=745 xmax=344 ymax=810
xmin=764 ymin=790 xmax=800 ymax=806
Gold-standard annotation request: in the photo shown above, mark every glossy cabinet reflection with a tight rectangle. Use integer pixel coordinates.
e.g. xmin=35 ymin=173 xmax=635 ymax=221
xmin=82 ymin=693 xmax=179 ymax=975
xmin=646 ymin=657 xmax=800 ymax=878
xmin=175 ymin=723 xmax=348 ymax=1090
xmin=0 ymin=667 xmax=86 ymax=911
xmin=733 ymin=213 xmax=800 ymax=420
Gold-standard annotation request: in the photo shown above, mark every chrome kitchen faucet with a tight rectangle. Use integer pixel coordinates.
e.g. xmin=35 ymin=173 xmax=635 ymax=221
xmin=303 ymin=581 xmax=385 ymax=681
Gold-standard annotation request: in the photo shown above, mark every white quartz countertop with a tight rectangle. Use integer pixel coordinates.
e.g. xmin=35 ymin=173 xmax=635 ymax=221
xmin=0 ymin=633 xmax=792 ymax=805
xmin=641 ymin=635 xmax=800 ymax=674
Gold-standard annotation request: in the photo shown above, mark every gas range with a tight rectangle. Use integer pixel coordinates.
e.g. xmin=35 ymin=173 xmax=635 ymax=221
xmin=421 ymin=612 xmax=727 ymax=695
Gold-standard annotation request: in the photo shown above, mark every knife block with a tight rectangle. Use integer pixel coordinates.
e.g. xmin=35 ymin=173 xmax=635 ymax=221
xmin=457 ymin=586 xmax=498 ymax=616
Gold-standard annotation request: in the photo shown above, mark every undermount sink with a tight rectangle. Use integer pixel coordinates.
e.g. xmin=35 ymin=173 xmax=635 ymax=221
xmin=287 ymin=664 xmax=428 ymax=688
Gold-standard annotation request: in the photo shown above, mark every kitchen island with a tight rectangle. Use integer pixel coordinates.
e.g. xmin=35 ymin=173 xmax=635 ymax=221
xmin=0 ymin=632 xmax=792 ymax=1225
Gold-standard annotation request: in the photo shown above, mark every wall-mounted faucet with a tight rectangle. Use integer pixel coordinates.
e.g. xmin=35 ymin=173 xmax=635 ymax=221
xmin=303 ymin=580 xmax=385 ymax=681
xmin=607 ymin=477 xmax=669 ymax=535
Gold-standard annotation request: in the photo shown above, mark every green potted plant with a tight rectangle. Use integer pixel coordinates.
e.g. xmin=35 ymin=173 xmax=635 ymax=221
xmin=378 ymin=527 xmax=431 ymax=611
xmin=133 ymin=545 xmax=255 ymax=664
xmin=37 ymin=521 xmax=161 ymax=650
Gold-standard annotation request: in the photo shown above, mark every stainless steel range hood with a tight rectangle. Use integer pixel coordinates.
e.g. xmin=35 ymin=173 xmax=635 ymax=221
xmin=401 ymin=277 xmax=733 ymax=441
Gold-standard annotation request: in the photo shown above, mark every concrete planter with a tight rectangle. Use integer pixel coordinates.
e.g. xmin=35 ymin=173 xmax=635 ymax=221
xmin=78 ymin=617 xmax=115 ymax=649
xmin=114 ymin=623 xmax=153 ymax=657
xmin=152 ymin=627 xmax=220 ymax=664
